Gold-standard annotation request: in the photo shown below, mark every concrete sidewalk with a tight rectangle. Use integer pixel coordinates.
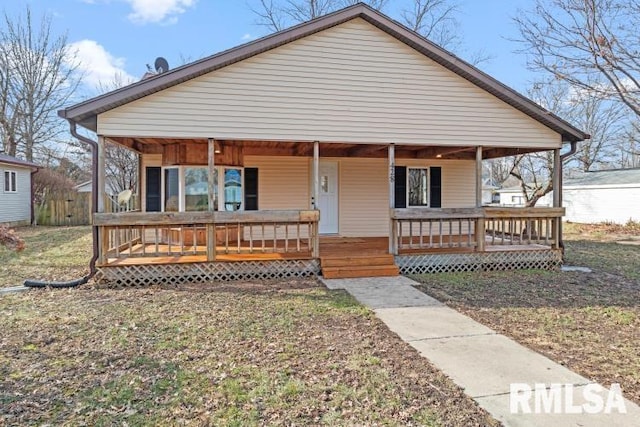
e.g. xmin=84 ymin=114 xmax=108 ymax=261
xmin=322 ymin=276 xmax=640 ymax=427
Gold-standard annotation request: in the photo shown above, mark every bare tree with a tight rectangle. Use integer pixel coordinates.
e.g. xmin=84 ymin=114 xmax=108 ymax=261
xmin=529 ymin=78 xmax=626 ymax=172
xmin=0 ymin=6 xmax=80 ymax=161
xmin=104 ymin=143 xmax=138 ymax=194
xmin=618 ymin=122 xmax=640 ymax=168
xmin=401 ymin=0 xmax=460 ymax=49
xmin=508 ymin=152 xmax=555 ymax=207
xmin=515 ymin=0 xmax=640 ymax=118
xmin=500 ymin=77 xmax=627 ymax=207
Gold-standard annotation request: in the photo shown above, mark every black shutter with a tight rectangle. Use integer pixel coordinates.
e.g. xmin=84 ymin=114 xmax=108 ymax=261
xmin=244 ymin=167 xmax=259 ymax=210
xmin=145 ymin=167 xmax=161 ymax=212
xmin=430 ymin=167 xmax=442 ymax=208
xmin=394 ymin=166 xmax=406 ymax=208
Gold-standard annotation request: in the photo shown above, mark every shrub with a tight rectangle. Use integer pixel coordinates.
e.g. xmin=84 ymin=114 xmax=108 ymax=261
xmin=0 ymin=225 xmax=25 ymax=252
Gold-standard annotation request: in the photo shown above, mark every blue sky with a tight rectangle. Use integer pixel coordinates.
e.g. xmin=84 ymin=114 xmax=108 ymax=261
xmin=5 ymin=0 xmax=536 ymax=96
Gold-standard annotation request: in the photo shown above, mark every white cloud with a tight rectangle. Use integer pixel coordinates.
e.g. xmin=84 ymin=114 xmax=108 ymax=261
xmin=68 ymin=39 xmax=136 ymax=91
xmin=125 ymin=0 xmax=196 ymax=25
xmin=241 ymin=33 xmax=254 ymax=41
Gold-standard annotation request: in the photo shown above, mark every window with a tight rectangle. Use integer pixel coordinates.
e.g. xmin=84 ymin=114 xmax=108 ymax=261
xmin=160 ymin=166 xmax=243 ymax=212
xmin=394 ymin=166 xmax=441 ymax=208
xmin=224 ymin=168 xmax=242 ymax=211
xmin=164 ymin=168 xmax=179 ymax=211
xmin=408 ymin=168 xmax=429 ymax=207
xmin=185 ymin=167 xmax=216 ymax=211
xmin=4 ymin=171 xmax=16 ymax=193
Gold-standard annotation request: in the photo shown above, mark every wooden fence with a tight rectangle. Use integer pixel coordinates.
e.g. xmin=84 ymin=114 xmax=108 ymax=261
xmin=36 ymin=192 xmax=91 ymax=226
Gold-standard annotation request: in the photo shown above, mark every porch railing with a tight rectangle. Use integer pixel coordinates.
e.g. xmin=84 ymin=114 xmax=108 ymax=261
xmin=391 ymin=207 xmax=564 ymax=254
xmin=93 ymin=210 xmax=320 ymax=265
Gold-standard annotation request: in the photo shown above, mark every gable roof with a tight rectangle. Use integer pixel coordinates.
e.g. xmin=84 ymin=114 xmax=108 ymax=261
xmin=565 ymin=168 xmax=640 ymax=187
xmin=0 ymin=153 xmax=39 ymax=170
xmin=58 ymin=3 xmax=588 ymax=142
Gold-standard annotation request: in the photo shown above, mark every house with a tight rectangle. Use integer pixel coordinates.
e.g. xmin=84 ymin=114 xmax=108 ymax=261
xmin=481 ymin=179 xmax=499 ymax=205
xmin=0 ymin=154 xmax=39 ymax=226
xmin=58 ymin=4 xmax=587 ymax=286
xmin=495 ymin=186 xmax=553 ymax=207
xmin=563 ymin=168 xmax=640 ymax=224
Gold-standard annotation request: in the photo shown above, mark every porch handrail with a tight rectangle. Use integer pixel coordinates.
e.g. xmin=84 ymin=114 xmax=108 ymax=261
xmin=390 ymin=207 xmax=565 ymax=254
xmin=391 ymin=207 xmax=564 ymax=220
xmin=94 ymin=210 xmax=319 ymax=226
xmin=94 ymin=210 xmax=320 ymax=265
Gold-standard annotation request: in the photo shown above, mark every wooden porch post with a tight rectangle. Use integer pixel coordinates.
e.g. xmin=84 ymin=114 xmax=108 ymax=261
xmin=207 ymin=138 xmax=217 ymax=261
xmin=312 ymin=141 xmax=320 ymax=258
xmin=388 ymin=144 xmax=396 ymax=255
xmin=97 ymin=135 xmax=107 ymax=265
xmin=137 ymin=152 xmax=143 ymax=211
xmin=552 ymin=148 xmax=561 ymax=249
xmin=475 ymin=146 xmax=485 ymax=251
xmin=97 ymin=135 xmax=106 ymax=213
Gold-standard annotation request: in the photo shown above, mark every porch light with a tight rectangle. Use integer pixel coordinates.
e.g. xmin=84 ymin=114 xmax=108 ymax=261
xmin=436 ymin=154 xmax=442 ymax=158
xmin=214 ymin=141 xmax=222 ymax=154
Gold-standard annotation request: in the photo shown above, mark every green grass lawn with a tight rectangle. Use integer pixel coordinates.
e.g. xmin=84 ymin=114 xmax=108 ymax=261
xmin=0 ymin=226 xmax=92 ymax=287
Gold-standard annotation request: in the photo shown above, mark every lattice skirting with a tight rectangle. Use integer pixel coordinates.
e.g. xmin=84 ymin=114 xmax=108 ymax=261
xmin=96 ymin=259 xmax=320 ymax=287
xmin=396 ymin=249 xmax=562 ymax=275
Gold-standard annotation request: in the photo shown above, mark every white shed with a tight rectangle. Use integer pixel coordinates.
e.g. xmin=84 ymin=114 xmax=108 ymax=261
xmin=0 ymin=154 xmax=39 ymax=226
xmin=563 ymin=168 xmax=640 ymax=224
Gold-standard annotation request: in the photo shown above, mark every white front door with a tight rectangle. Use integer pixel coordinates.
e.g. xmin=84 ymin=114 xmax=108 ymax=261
xmin=318 ymin=161 xmax=339 ymax=234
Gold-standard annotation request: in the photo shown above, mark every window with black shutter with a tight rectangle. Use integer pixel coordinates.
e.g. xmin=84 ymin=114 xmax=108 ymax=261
xmin=394 ymin=166 xmax=406 ymax=208
xmin=244 ymin=167 xmax=259 ymax=210
xmin=394 ymin=166 xmax=442 ymax=208
xmin=430 ymin=167 xmax=442 ymax=208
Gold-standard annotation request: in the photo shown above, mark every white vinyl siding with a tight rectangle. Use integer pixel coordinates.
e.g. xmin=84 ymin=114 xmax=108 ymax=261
xmin=0 ymin=165 xmax=32 ymax=224
xmin=98 ymin=18 xmax=561 ymax=149
xmin=338 ymin=157 xmax=388 ymax=237
xmin=244 ymin=156 xmax=310 ymax=210
xmin=563 ymin=185 xmax=640 ymax=224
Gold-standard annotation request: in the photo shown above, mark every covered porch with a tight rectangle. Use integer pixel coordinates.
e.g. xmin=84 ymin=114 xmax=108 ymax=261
xmin=93 ymin=203 xmax=564 ymax=285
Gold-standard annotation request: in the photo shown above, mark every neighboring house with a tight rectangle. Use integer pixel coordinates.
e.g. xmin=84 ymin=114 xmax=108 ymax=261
xmin=0 ymin=154 xmax=39 ymax=226
xmin=58 ymin=4 xmax=587 ymax=286
xmin=496 ymin=186 xmax=553 ymax=208
xmin=563 ymin=168 xmax=640 ymax=224
xmin=481 ymin=178 xmax=499 ymax=205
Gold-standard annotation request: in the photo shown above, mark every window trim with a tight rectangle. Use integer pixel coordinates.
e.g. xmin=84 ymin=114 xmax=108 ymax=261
xmin=406 ymin=167 xmax=430 ymax=208
xmin=4 ymin=171 xmax=17 ymax=193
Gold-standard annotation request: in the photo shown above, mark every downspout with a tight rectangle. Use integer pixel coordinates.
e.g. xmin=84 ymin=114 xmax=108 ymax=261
xmin=23 ymin=120 xmax=98 ymax=288
xmin=558 ymin=140 xmax=578 ymax=251
xmin=30 ymin=167 xmax=38 ymax=225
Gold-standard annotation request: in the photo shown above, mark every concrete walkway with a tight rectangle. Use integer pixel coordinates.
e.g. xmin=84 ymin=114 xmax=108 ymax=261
xmin=322 ymin=276 xmax=640 ymax=427
xmin=0 ymin=285 xmax=29 ymax=295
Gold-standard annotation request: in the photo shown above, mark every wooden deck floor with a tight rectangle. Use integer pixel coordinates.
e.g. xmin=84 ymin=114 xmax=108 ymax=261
xmin=102 ymin=236 xmax=552 ymax=267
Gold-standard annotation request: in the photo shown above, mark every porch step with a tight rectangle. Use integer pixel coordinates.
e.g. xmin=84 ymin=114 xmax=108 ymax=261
xmin=320 ymin=254 xmax=399 ymax=279
xmin=320 ymin=254 xmax=395 ymax=268
xmin=322 ymin=264 xmax=400 ymax=279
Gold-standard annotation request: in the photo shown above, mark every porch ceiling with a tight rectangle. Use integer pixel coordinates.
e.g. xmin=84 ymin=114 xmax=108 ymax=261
xmin=107 ymin=137 xmax=545 ymax=160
